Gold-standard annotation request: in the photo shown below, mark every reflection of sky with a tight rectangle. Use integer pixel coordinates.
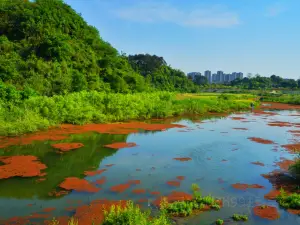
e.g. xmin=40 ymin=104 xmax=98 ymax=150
xmin=1 ymin=110 xmax=300 ymax=224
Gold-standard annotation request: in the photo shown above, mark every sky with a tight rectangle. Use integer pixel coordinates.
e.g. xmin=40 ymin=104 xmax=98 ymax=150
xmin=64 ymin=0 xmax=300 ymax=79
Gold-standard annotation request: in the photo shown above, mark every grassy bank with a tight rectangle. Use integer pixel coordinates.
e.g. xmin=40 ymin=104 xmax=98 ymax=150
xmin=0 ymin=92 xmax=258 ymax=136
xmin=263 ymin=94 xmax=300 ymax=105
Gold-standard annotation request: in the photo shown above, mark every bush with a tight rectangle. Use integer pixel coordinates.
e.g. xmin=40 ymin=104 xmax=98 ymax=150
xmin=276 ymin=189 xmax=300 ymax=210
xmin=232 ymin=214 xmax=249 ymax=221
xmin=0 ymin=91 xmax=254 ymax=136
xmin=216 ymin=219 xmax=224 ymax=225
xmin=102 ymin=201 xmax=170 ymax=225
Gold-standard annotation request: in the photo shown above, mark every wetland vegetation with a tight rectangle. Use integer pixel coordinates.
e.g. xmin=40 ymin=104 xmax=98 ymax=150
xmin=1 ymin=1 xmax=300 ymax=225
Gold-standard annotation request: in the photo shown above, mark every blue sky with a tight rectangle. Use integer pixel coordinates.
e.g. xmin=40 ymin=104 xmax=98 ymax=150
xmin=64 ymin=0 xmax=300 ymax=78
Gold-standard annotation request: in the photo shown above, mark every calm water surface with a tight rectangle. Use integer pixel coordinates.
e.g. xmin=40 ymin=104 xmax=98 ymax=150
xmin=0 ymin=110 xmax=300 ymax=225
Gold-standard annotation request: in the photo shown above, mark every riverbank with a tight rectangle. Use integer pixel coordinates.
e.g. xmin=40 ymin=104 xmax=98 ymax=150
xmin=0 ymin=92 xmax=258 ymax=136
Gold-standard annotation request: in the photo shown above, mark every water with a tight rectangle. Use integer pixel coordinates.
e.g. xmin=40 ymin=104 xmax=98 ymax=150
xmin=0 ymin=110 xmax=299 ymax=225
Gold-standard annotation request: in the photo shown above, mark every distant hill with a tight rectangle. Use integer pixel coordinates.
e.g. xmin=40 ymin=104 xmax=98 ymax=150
xmin=0 ymin=0 xmax=199 ymax=96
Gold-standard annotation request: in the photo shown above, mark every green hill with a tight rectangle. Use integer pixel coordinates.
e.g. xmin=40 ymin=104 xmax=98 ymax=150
xmin=0 ymin=0 xmax=199 ymax=97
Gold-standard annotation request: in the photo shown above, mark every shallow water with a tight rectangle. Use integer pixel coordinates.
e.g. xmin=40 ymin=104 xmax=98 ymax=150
xmin=0 ymin=110 xmax=300 ymax=225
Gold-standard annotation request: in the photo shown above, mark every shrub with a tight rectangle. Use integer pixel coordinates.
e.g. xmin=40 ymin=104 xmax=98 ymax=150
xmin=102 ymin=200 xmax=170 ymax=225
xmin=216 ymin=219 xmax=224 ymax=225
xmin=232 ymin=214 xmax=249 ymax=221
xmin=276 ymin=189 xmax=300 ymax=210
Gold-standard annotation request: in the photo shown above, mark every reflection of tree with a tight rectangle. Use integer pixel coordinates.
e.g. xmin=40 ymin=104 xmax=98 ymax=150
xmin=146 ymin=114 xmax=226 ymax=125
xmin=0 ymin=132 xmax=126 ymax=199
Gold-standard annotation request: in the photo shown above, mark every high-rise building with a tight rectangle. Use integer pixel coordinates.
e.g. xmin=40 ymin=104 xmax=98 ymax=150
xmin=212 ymin=74 xmax=217 ymax=83
xmin=225 ymin=74 xmax=230 ymax=83
xmin=236 ymin=72 xmax=243 ymax=79
xmin=217 ymin=71 xmax=224 ymax=83
xmin=230 ymin=73 xmax=236 ymax=82
xmin=204 ymin=70 xmax=212 ymax=83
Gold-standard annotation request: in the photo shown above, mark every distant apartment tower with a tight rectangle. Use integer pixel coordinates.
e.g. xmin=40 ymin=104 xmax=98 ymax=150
xmin=204 ymin=70 xmax=212 ymax=83
xmin=212 ymin=73 xmax=217 ymax=83
xmin=224 ymin=74 xmax=230 ymax=83
xmin=217 ymin=71 xmax=224 ymax=83
xmin=236 ymin=72 xmax=243 ymax=79
xmin=187 ymin=72 xmax=201 ymax=81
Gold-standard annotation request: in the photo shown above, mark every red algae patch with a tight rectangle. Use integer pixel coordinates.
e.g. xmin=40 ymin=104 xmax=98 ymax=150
xmin=233 ymin=128 xmax=248 ymax=130
xmin=231 ymin=117 xmax=246 ymax=120
xmin=43 ymin=207 xmax=56 ymax=213
xmin=153 ymin=191 xmax=193 ymax=206
xmin=51 ymin=143 xmax=84 ymax=152
xmin=132 ymin=189 xmax=146 ymax=194
xmin=287 ymin=209 xmax=300 ymax=215
xmin=138 ymin=198 xmax=148 ymax=203
xmin=173 ymin=157 xmax=192 ymax=162
xmin=281 ymin=143 xmax=300 ymax=153
xmin=59 ymin=177 xmax=100 ymax=193
xmin=104 ymin=142 xmax=137 ymax=149
xmin=166 ymin=180 xmax=181 ymax=187
xmin=251 ymin=161 xmax=265 ymax=166
xmin=110 ymin=183 xmax=131 ymax=193
xmin=264 ymin=190 xmax=281 ymax=200
xmin=0 ymin=122 xmax=185 ymax=149
xmin=74 ymin=199 xmax=127 ymax=225
xmin=232 ymin=183 xmax=265 ymax=190
xmin=276 ymin=159 xmax=295 ymax=171
xmin=84 ymin=169 xmax=106 ymax=176
xmin=128 ymin=180 xmax=141 ymax=185
xmin=268 ymin=121 xmax=293 ymax=127
xmin=248 ymin=137 xmax=275 ymax=144
xmin=0 ymin=155 xmax=47 ymax=179
xmin=176 ymin=176 xmax=185 ymax=181
xmin=150 ymin=191 xmax=161 ymax=195
xmin=253 ymin=110 xmax=278 ymax=116
xmin=288 ymin=130 xmax=300 ymax=133
xmin=253 ymin=205 xmax=280 ymax=220
xmin=94 ymin=177 xmax=106 ymax=185
xmin=261 ymin=102 xmax=300 ymax=110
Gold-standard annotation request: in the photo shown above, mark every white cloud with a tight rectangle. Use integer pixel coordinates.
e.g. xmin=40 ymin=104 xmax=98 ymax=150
xmin=265 ymin=2 xmax=287 ymax=17
xmin=113 ymin=2 xmax=240 ymax=28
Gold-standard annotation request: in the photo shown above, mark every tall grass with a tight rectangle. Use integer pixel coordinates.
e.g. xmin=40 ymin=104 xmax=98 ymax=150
xmin=102 ymin=201 xmax=170 ymax=225
xmin=0 ymin=91 xmax=256 ymax=136
xmin=263 ymin=94 xmax=300 ymax=105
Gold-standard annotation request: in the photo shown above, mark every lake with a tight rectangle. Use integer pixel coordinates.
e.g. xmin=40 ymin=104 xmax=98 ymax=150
xmin=0 ymin=109 xmax=299 ymax=225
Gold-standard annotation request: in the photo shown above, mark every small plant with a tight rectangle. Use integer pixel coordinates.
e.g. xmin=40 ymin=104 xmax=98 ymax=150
xmin=211 ymin=204 xmax=221 ymax=210
xmin=216 ymin=219 xmax=224 ymax=225
xmin=260 ymin=205 xmax=267 ymax=209
xmin=102 ymin=200 xmax=171 ymax=225
xmin=232 ymin=214 xmax=248 ymax=221
xmin=68 ymin=217 xmax=78 ymax=225
xmin=276 ymin=191 xmax=300 ymax=210
xmin=49 ymin=218 xmax=59 ymax=225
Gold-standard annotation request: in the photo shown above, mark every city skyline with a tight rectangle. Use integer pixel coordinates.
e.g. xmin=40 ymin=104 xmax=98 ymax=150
xmin=187 ymin=70 xmax=243 ymax=84
xmin=65 ymin=0 xmax=300 ymax=79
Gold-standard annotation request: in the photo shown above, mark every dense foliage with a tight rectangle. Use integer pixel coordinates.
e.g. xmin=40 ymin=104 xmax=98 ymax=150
xmin=102 ymin=201 xmax=170 ymax=225
xmin=128 ymin=54 xmax=199 ymax=92
xmin=0 ymin=92 xmax=255 ymax=136
xmin=263 ymin=94 xmax=300 ymax=105
xmin=230 ymin=75 xmax=299 ymax=89
xmin=277 ymin=190 xmax=300 ymax=210
xmin=0 ymin=0 xmax=202 ymax=96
